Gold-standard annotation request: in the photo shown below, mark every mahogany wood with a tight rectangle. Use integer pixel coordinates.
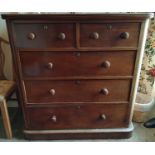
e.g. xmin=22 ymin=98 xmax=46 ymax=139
xmin=2 ymin=13 xmax=152 ymax=140
xmin=80 ymin=23 xmax=140 ymax=48
xmin=23 ymin=79 xmax=132 ymax=103
xmin=26 ymin=104 xmax=129 ymax=130
xmin=19 ymin=51 xmax=136 ymax=78
xmin=13 ymin=23 xmax=76 ymax=48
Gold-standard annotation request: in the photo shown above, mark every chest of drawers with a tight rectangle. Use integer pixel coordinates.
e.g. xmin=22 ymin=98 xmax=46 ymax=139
xmin=2 ymin=13 xmax=153 ymax=140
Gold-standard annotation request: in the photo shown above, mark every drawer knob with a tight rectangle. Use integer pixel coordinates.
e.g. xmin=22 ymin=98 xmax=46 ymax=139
xmin=27 ymin=32 xmax=36 ymax=40
xmin=47 ymin=62 xmax=53 ymax=69
xmin=120 ymin=32 xmax=130 ymax=39
xmin=74 ymin=52 xmax=81 ymax=57
xmin=100 ymin=88 xmax=109 ymax=95
xmin=58 ymin=33 xmax=66 ymax=40
xmin=43 ymin=25 xmax=48 ymax=30
xmin=107 ymin=24 xmax=112 ymax=30
xmin=75 ymin=80 xmax=81 ymax=85
xmin=101 ymin=61 xmax=111 ymax=68
xmin=90 ymin=32 xmax=99 ymax=40
xmin=100 ymin=114 xmax=106 ymax=120
xmin=50 ymin=89 xmax=55 ymax=96
xmin=76 ymin=105 xmax=81 ymax=109
xmin=50 ymin=115 xmax=57 ymax=122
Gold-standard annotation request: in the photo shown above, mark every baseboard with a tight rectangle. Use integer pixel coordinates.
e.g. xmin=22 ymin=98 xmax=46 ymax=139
xmin=24 ymin=123 xmax=134 ymax=140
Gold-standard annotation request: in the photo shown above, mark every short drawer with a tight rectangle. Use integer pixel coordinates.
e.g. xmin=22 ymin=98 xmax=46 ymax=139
xmin=80 ymin=23 xmax=140 ymax=48
xmin=19 ymin=51 xmax=136 ymax=77
xmin=26 ymin=104 xmax=129 ymax=130
xmin=13 ymin=23 xmax=75 ymax=48
xmin=23 ymin=79 xmax=132 ymax=103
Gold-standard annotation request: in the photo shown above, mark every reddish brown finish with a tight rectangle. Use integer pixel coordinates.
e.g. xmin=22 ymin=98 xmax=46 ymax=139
xmin=23 ymin=79 xmax=132 ymax=103
xmin=26 ymin=104 xmax=128 ymax=129
xmin=24 ymin=131 xmax=132 ymax=140
xmin=80 ymin=23 xmax=140 ymax=48
xmin=19 ymin=51 xmax=136 ymax=78
xmin=2 ymin=13 xmax=151 ymax=139
xmin=13 ymin=23 xmax=75 ymax=48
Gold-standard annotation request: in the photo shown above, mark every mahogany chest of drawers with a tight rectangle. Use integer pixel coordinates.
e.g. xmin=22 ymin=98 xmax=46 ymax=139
xmin=2 ymin=13 xmax=153 ymax=140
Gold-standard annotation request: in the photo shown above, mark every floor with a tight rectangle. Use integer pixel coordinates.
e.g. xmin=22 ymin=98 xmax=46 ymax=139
xmin=1 ymin=101 xmax=155 ymax=142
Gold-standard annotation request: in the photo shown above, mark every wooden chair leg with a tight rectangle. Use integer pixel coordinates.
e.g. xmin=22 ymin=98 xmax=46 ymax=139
xmin=0 ymin=99 xmax=13 ymax=139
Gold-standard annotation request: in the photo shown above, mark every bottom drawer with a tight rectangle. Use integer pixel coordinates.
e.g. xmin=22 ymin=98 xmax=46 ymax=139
xmin=26 ymin=104 xmax=129 ymax=130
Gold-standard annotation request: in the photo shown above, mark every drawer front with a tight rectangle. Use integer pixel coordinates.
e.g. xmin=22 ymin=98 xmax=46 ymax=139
xmin=80 ymin=23 xmax=140 ymax=48
xmin=23 ymin=80 xmax=131 ymax=103
xmin=26 ymin=104 xmax=129 ymax=129
xmin=20 ymin=51 xmax=136 ymax=77
xmin=13 ymin=23 xmax=75 ymax=48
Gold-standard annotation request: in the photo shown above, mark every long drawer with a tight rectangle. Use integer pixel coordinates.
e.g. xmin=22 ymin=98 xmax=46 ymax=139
xmin=19 ymin=51 xmax=136 ymax=78
xmin=26 ymin=104 xmax=129 ymax=130
xmin=23 ymin=79 xmax=132 ymax=103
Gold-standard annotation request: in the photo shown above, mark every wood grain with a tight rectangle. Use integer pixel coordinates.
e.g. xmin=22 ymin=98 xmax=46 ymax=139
xmin=19 ymin=51 xmax=136 ymax=78
xmin=26 ymin=103 xmax=129 ymax=130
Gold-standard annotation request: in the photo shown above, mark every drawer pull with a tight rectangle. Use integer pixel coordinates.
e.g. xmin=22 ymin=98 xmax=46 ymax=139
xmin=74 ymin=52 xmax=81 ymax=57
xmin=100 ymin=88 xmax=109 ymax=95
xmin=100 ymin=114 xmax=106 ymax=120
xmin=90 ymin=32 xmax=99 ymax=40
xmin=75 ymin=80 xmax=81 ymax=85
xmin=50 ymin=89 xmax=55 ymax=96
xmin=101 ymin=60 xmax=111 ymax=68
xmin=107 ymin=24 xmax=112 ymax=30
xmin=43 ymin=25 xmax=48 ymax=30
xmin=120 ymin=32 xmax=130 ymax=39
xmin=76 ymin=105 xmax=81 ymax=109
xmin=47 ymin=62 xmax=53 ymax=69
xmin=50 ymin=115 xmax=57 ymax=122
xmin=58 ymin=33 xmax=66 ymax=40
xmin=27 ymin=32 xmax=36 ymax=40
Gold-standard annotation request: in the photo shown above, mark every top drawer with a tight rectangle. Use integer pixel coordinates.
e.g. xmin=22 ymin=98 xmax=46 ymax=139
xmin=80 ymin=23 xmax=140 ymax=48
xmin=13 ymin=23 xmax=75 ymax=48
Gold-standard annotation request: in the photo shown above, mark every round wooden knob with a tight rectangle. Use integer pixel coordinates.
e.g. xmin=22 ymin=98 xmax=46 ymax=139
xmin=90 ymin=32 xmax=99 ymax=40
xmin=27 ymin=32 xmax=36 ymax=40
xmin=75 ymin=80 xmax=81 ymax=85
xmin=43 ymin=25 xmax=48 ymax=30
xmin=120 ymin=32 xmax=130 ymax=39
xmin=74 ymin=52 xmax=81 ymax=57
xmin=101 ymin=60 xmax=111 ymax=68
xmin=58 ymin=33 xmax=66 ymax=40
xmin=107 ymin=24 xmax=112 ymax=30
xmin=47 ymin=62 xmax=53 ymax=69
xmin=50 ymin=115 xmax=57 ymax=122
xmin=76 ymin=105 xmax=81 ymax=109
xmin=50 ymin=89 xmax=55 ymax=96
xmin=100 ymin=114 xmax=106 ymax=120
xmin=100 ymin=88 xmax=109 ymax=95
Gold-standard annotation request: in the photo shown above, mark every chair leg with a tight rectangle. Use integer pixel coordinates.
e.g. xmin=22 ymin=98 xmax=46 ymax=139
xmin=0 ymin=99 xmax=13 ymax=139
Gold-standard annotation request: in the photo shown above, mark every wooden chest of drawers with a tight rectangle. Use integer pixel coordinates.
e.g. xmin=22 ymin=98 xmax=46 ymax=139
xmin=2 ymin=13 xmax=153 ymax=140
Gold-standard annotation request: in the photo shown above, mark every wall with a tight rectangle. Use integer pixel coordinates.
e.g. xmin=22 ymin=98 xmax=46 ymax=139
xmin=0 ymin=13 xmax=13 ymax=80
